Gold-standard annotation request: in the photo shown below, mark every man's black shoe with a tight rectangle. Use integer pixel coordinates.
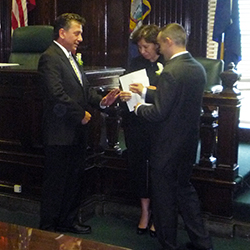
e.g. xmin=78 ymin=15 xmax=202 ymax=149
xmin=57 ymin=223 xmax=91 ymax=234
xmin=186 ymin=242 xmax=213 ymax=250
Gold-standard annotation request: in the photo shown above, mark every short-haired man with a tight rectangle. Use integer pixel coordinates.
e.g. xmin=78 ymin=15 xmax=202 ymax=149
xmin=132 ymin=23 xmax=213 ymax=250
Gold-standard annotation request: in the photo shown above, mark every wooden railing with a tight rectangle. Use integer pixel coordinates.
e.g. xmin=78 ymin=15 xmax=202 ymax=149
xmin=95 ymin=62 xmax=244 ymax=218
xmin=192 ymin=63 xmax=242 ymax=217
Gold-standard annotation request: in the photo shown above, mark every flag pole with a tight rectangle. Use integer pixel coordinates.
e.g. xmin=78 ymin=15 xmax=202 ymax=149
xmin=220 ymin=32 xmax=225 ymax=60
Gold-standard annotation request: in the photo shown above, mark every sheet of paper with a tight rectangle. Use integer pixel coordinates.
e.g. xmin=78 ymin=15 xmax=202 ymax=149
xmin=119 ymin=69 xmax=150 ymax=112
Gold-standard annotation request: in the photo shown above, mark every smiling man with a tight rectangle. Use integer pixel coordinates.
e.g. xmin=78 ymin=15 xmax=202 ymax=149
xmin=38 ymin=13 xmax=119 ymax=234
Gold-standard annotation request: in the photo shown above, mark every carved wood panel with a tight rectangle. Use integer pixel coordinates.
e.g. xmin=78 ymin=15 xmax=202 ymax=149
xmin=78 ymin=0 xmax=130 ymax=68
xmin=0 ymin=0 xmax=11 ymax=62
xmin=145 ymin=0 xmax=208 ymax=57
xmin=28 ymin=0 xmax=58 ymax=25
xmin=0 ymin=0 xmax=208 ymax=67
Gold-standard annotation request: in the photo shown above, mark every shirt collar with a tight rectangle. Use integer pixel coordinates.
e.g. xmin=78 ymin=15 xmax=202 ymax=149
xmin=170 ymin=51 xmax=188 ymax=60
xmin=53 ymin=40 xmax=71 ymax=58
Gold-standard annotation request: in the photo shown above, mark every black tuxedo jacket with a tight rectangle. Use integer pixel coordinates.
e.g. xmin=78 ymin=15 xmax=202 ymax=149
xmin=137 ymin=53 xmax=206 ymax=171
xmin=38 ymin=42 xmax=102 ymax=146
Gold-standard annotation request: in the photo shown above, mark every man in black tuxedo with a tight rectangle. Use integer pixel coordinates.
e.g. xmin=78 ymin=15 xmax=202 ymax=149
xmin=38 ymin=13 xmax=119 ymax=234
xmin=131 ymin=23 xmax=213 ymax=250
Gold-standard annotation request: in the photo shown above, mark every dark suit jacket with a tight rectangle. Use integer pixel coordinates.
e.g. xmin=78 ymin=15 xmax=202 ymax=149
xmin=38 ymin=42 xmax=102 ymax=146
xmin=137 ymin=52 xmax=206 ymax=171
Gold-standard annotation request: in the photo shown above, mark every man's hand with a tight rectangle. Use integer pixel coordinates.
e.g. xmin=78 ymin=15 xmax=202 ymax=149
xmin=81 ymin=111 xmax=91 ymax=125
xmin=100 ymin=88 xmax=120 ymax=107
xmin=119 ymin=91 xmax=132 ymax=102
xmin=129 ymin=83 xmax=144 ymax=96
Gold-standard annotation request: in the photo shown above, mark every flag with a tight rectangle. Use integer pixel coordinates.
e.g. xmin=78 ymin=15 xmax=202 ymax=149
xmin=213 ymin=0 xmax=241 ymax=69
xmin=129 ymin=0 xmax=151 ymax=35
xmin=11 ymin=0 xmax=36 ymax=31
xmin=128 ymin=0 xmax=151 ymax=64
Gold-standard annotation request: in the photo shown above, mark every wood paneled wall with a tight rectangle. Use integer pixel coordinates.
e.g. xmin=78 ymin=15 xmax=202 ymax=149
xmin=0 ymin=0 xmax=208 ymax=68
xmin=0 ymin=0 xmax=11 ymax=62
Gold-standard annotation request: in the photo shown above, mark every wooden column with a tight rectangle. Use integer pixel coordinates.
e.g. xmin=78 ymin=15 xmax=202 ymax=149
xmin=199 ymin=107 xmax=218 ymax=169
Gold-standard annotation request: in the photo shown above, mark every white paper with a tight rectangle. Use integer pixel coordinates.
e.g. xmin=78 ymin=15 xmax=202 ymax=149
xmin=119 ymin=69 xmax=150 ymax=112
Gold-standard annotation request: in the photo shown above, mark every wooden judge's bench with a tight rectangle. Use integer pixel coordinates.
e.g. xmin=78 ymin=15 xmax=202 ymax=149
xmin=0 ymin=66 xmax=126 ymax=197
xmin=0 ymin=64 xmax=243 ymax=220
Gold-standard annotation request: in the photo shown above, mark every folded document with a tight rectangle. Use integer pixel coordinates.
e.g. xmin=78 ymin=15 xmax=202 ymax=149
xmin=119 ymin=69 xmax=150 ymax=112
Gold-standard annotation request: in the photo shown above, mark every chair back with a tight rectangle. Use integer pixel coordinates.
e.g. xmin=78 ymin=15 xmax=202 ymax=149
xmin=195 ymin=57 xmax=224 ymax=93
xmin=9 ymin=25 xmax=53 ymax=69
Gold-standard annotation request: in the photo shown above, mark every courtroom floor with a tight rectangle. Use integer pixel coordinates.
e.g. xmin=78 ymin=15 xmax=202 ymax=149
xmin=0 ymin=205 xmax=250 ymax=250
xmin=0 ymin=136 xmax=249 ymax=249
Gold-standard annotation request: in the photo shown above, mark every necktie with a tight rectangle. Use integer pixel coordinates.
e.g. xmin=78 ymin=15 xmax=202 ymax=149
xmin=69 ymin=53 xmax=82 ymax=84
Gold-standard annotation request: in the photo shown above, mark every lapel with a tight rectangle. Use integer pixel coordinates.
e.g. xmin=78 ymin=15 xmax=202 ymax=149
xmin=51 ymin=43 xmax=88 ymax=103
xmin=53 ymin=43 xmax=84 ymax=88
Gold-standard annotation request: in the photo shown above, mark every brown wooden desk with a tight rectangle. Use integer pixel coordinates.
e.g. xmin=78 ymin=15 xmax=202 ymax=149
xmin=0 ymin=221 xmax=131 ymax=250
xmin=0 ymin=66 xmax=125 ymax=198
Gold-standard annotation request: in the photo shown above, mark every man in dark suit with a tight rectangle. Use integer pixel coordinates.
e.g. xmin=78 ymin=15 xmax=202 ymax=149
xmin=38 ymin=13 xmax=119 ymax=234
xmin=131 ymin=23 xmax=213 ymax=250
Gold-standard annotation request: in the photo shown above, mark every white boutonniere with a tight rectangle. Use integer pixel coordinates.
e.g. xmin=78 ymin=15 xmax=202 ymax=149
xmin=155 ymin=62 xmax=164 ymax=75
xmin=76 ymin=53 xmax=84 ymax=66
